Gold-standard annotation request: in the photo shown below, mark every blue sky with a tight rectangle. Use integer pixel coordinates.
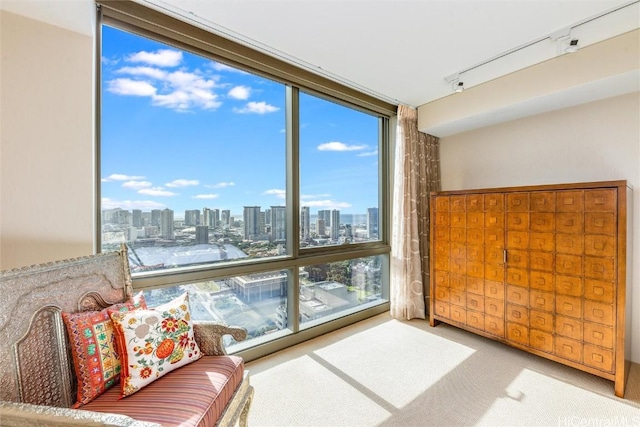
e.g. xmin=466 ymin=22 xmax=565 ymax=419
xmin=101 ymin=26 xmax=379 ymax=218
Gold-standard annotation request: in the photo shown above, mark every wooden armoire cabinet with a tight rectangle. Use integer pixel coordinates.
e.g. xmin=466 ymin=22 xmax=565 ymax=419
xmin=429 ymin=181 xmax=629 ymax=397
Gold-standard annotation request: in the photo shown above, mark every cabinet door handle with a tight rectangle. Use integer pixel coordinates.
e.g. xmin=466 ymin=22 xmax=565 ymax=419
xmin=504 ymin=249 xmax=508 ymax=264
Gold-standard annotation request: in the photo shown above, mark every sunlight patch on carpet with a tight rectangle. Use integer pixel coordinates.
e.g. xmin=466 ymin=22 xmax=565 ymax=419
xmin=313 ymin=319 xmax=476 ymax=408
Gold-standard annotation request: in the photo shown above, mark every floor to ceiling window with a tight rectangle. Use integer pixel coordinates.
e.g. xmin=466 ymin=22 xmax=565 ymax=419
xmin=98 ymin=1 xmax=394 ymax=358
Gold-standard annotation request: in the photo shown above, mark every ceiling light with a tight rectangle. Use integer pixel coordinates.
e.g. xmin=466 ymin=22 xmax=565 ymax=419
xmin=564 ymin=38 xmax=580 ymax=53
xmin=455 ymin=81 xmax=465 ymax=93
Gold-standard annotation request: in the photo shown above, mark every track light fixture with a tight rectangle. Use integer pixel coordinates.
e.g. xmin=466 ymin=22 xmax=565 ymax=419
xmin=444 ymin=73 xmax=464 ymax=94
xmin=455 ymin=81 xmax=465 ymax=93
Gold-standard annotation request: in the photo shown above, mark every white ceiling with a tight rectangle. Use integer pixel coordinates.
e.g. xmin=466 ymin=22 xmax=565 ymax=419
xmin=2 ymin=0 xmax=639 ymax=132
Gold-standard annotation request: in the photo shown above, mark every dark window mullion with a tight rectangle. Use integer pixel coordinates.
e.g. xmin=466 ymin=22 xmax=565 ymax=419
xmin=286 ymin=85 xmax=300 ymax=333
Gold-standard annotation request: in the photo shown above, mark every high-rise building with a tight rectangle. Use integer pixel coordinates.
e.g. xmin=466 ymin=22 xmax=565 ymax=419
xmin=271 ymin=206 xmax=286 ymax=242
xmin=185 ymin=209 xmax=200 ymax=226
xmin=160 ymin=209 xmax=174 ymax=240
xmin=366 ymin=207 xmax=379 ymax=239
xmin=318 ymin=210 xmax=331 ymax=231
xmin=132 ymin=209 xmax=143 ymax=227
xmin=243 ymin=206 xmax=262 ymax=240
xmin=151 ymin=209 xmax=161 ymax=227
xmin=203 ymin=208 xmax=212 ymax=227
xmin=317 ymin=218 xmax=326 ymax=236
xmin=195 ymin=225 xmax=209 ymax=244
xmin=221 ymin=210 xmax=231 ymax=228
xmin=212 ymin=208 xmax=220 ymax=229
xmin=330 ymin=209 xmax=340 ymax=240
xmin=301 ymin=206 xmax=310 ymax=240
xmin=117 ymin=209 xmax=131 ymax=226
xmin=264 ymin=208 xmax=271 ymax=226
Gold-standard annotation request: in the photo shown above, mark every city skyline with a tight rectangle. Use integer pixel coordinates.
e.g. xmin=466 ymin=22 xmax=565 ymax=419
xmin=101 ymin=25 xmax=380 ymax=218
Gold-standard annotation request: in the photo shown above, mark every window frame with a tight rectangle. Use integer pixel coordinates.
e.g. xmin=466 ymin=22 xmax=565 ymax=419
xmin=96 ymin=0 xmax=394 ymax=360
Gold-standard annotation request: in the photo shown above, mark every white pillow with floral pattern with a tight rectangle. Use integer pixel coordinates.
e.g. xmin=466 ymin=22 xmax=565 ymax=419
xmin=110 ymin=292 xmax=202 ymax=397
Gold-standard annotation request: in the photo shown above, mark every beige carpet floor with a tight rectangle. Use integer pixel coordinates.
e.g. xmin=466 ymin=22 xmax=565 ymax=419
xmin=246 ymin=313 xmax=640 ymax=427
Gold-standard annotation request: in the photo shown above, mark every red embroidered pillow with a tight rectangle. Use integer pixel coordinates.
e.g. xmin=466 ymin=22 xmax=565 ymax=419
xmin=62 ymin=292 xmax=146 ymax=408
xmin=110 ymin=292 xmax=201 ymax=397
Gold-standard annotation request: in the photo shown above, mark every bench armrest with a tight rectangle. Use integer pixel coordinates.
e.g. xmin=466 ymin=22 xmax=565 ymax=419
xmin=192 ymin=321 xmax=248 ymax=356
xmin=0 ymin=401 xmax=160 ymax=427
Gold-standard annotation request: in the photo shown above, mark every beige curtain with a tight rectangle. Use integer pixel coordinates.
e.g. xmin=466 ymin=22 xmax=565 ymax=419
xmin=390 ymin=105 xmax=441 ymax=320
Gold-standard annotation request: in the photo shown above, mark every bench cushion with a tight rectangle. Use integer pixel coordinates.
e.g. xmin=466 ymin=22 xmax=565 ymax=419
xmin=82 ymin=355 xmax=244 ymax=427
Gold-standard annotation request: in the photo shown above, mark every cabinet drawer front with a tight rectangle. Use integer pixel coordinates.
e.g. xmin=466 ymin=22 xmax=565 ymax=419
xmin=506 ymin=285 xmax=529 ymax=306
xmin=530 ymin=271 xmax=554 ymax=292
xmin=466 ymin=212 xmax=484 ymax=229
xmin=450 ymin=305 xmax=467 ymax=324
xmin=435 ymin=212 xmax=450 ymax=227
xmin=584 ymin=323 xmax=614 ymax=349
xmin=529 ymin=252 xmax=554 ymax=272
xmin=434 ymin=271 xmax=450 ymax=287
xmin=467 ymin=228 xmax=484 ymax=246
xmin=507 ymin=322 xmax=529 ymax=345
xmin=530 ymin=309 xmax=553 ymax=333
xmin=466 ymin=277 xmax=485 ymax=295
xmin=466 ymin=244 xmax=484 ymax=262
xmin=450 ymin=227 xmax=466 ymax=243
xmin=485 ymin=297 xmax=505 ymax=318
xmin=435 ymin=241 xmax=450 ymax=258
xmin=466 ymin=194 xmax=483 ymax=211
xmin=555 ymin=254 xmax=583 ymax=276
xmin=556 ymin=233 xmax=584 ymax=255
xmin=530 ymin=192 xmax=555 ymax=212
xmin=485 ymin=247 xmax=504 ymax=264
xmin=434 ymin=226 xmax=450 ymax=241
xmin=450 ymin=212 xmax=466 ymax=228
xmin=450 ymin=258 xmax=466 ymax=275
xmin=466 ymin=310 xmax=485 ymax=331
xmin=435 ymin=257 xmax=450 ymax=271
xmin=507 ymin=193 xmax=529 ymax=212
xmin=585 ymin=212 xmax=616 ymax=236
xmin=555 ymin=336 xmax=583 ymax=363
xmin=556 ymin=213 xmax=584 ymax=234
xmin=556 ymin=315 xmax=583 ymax=340
xmin=434 ymin=301 xmax=451 ymax=319
xmin=555 ymin=275 xmax=583 ymax=297
xmin=506 ymin=303 xmax=529 ymax=326
xmin=507 ymin=212 xmax=529 ymax=230
xmin=530 ymin=330 xmax=554 ymax=353
xmin=485 ymin=229 xmax=505 ymax=248
xmin=530 ymin=212 xmax=555 ymax=232
xmin=507 ymin=268 xmax=529 ymax=287
xmin=584 ymin=344 xmax=614 ymax=373
xmin=485 ymin=281 xmax=505 ymax=301
xmin=584 ymin=300 xmax=614 ymax=326
xmin=485 ymin=212 xmax=505 ymax=229
xmin=450 ymin=274 xmax=466 ymax=290
xmin=557 ymin=190 xmax=584 ymax=212
xmin=507 ymin=231 xmax=529 ymax=250
xmin=435 ymin=285 xmax=450 ymax=302
xmin=529 ymin=290 xmax=554 ymax=312
xmin=530 ymin=232 xmax=554 ymax=252
xmin=485 ymin=264 xmax=505 ymax=282
xmin=585 ymin=189 xmax=616 ymax=212
xmin=450 ymin=243 xmax=466 ymax=259
xmin=584 ymin=257 xmax=615 ymax=282
xmin=484 ymin=194 xmax=504 ymax=212
xmin=485 ymin=315 xmax=505 ymax=337
xmin=434 ymin=196 xmax=450 ymax=211
xmin=556 ymin=295 xmax=583 ymax=319
xmin=450 ymin=289 xmax=466 ymax=307
xmin=584 ymin=235 xmax=615 ymax=257
xmin=467 ymin=294 xmax=485 ymax=312
xmin=508 ymin=250 xmax=528 ymax=269
xmin=467 ymin=261 xmax=485 ymax=279
xmin=450 ymin=195 xmax=465 ymax=211
xmin=584 ymin=279 xmax=614 ymax=303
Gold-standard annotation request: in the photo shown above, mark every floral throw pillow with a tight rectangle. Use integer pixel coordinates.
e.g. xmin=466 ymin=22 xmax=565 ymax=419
xmin=110 ymin=292 xmax=202 ymax=397
xmin=62 ymin=292 xmax=146 ymax=408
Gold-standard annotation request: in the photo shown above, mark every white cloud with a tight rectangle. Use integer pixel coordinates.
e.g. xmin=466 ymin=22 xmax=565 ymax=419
xmin=138 ymin=188 xmax=178 ymax=197
xmin=301 ymin=193 xmax=331 ymax=199
xmin=128 ymin=49 xmax=182 ymax=67
xmin=107 ymin=78 xmax=157 ymax=96
xmin=357 ymin=150 xmax=378 ymax=157
xmin=234 ymin=101 xmax=279 ymax=114
xmin=122 ymin=180 xmax=152 ymax=189
xmin=166 ymin=179 xmax=199 ymax=188
xmin=303 ymin=200 xmax=352 ymax=209
xmin=318 ymin=142 xmax=367 ymax=152
xmin=117 ymin=66 xmax=168 ymax=80
xmin=192 ymin=194 xmax=219 ymax=199
xmin=102 ymin=198 xmax=166 ymax=210
xmin=206 ymin=182 xmax=235 ymax=189
xmin=210 ymin=62 xmax=247 ymax=73
xmin=228 ymin=86 xmax=251 ymax=100
xmin=264 ymin=189 xmax=286 ymax=199
xmin=102 ymin=173 xmax=146 ymax=182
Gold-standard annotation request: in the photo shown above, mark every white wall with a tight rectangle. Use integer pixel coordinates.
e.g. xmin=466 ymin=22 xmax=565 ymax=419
xmin=0 ymin=10 xmax=95 ymax=269
xmin=439 ymin=93 xmax=640 ymax=363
